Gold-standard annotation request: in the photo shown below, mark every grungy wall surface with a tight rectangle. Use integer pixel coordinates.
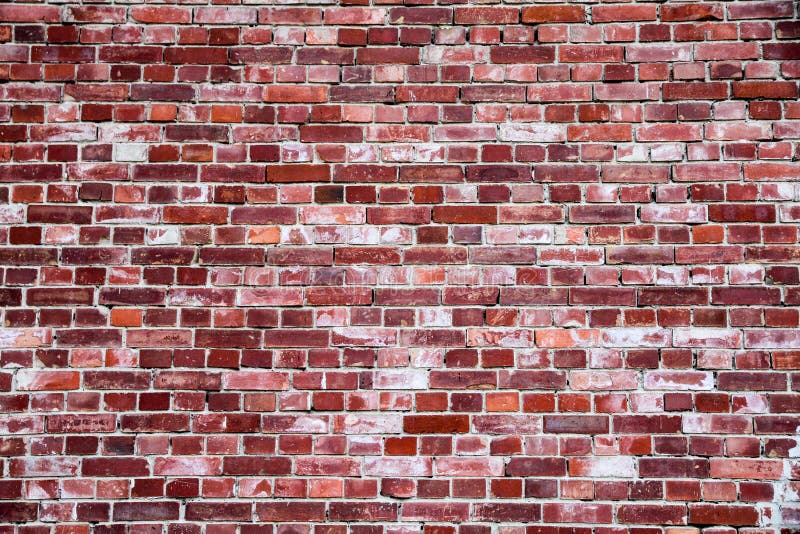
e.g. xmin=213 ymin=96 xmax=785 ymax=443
xmin=0 ymin=0 xmax=799 ymax=531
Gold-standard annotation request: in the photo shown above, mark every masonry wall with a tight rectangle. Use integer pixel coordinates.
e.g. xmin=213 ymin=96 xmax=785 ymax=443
xmin=1 ymin=0 xmax=799 ymax=531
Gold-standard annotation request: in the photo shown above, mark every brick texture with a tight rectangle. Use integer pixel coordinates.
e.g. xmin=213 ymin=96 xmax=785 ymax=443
xmin=1 ymin=0 xmax=800 ymax=530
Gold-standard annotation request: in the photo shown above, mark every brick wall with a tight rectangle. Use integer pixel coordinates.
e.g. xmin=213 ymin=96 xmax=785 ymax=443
xmin=1 ymin=0 xmax=799 ymax=530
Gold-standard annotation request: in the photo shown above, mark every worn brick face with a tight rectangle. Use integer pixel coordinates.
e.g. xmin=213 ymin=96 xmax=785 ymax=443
xmin=1 ymin=0 xmax=799 ymax=530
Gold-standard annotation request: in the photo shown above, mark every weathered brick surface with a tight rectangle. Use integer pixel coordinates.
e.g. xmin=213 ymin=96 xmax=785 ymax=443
xmin=0 ymin=0 xmax=799 ymax=530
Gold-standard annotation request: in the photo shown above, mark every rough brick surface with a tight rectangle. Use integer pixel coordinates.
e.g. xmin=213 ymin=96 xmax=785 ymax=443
xmin=0 ymin=0 xmax=799 ymax=530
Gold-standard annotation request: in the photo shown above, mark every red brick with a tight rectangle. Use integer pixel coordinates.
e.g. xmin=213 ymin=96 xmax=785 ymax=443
xmin=522 ymin=5 xmax=585 ymax=23
xmin=404 ymin=415 xmax=470 ymax=434
xmin=2 ymin=0 xmax=795 ymax=527
xmin=506 ymin=457 xmax=566 ymax=476
xmin=688 ymin=504 xmax=758 ymax=526
xmin=617 ymin=504 xmax=686 ymax=525
xmin=732 ymin=81 xmax=799 ymax=99
xmin=662 ymin=3 xmax=724 ymax=21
